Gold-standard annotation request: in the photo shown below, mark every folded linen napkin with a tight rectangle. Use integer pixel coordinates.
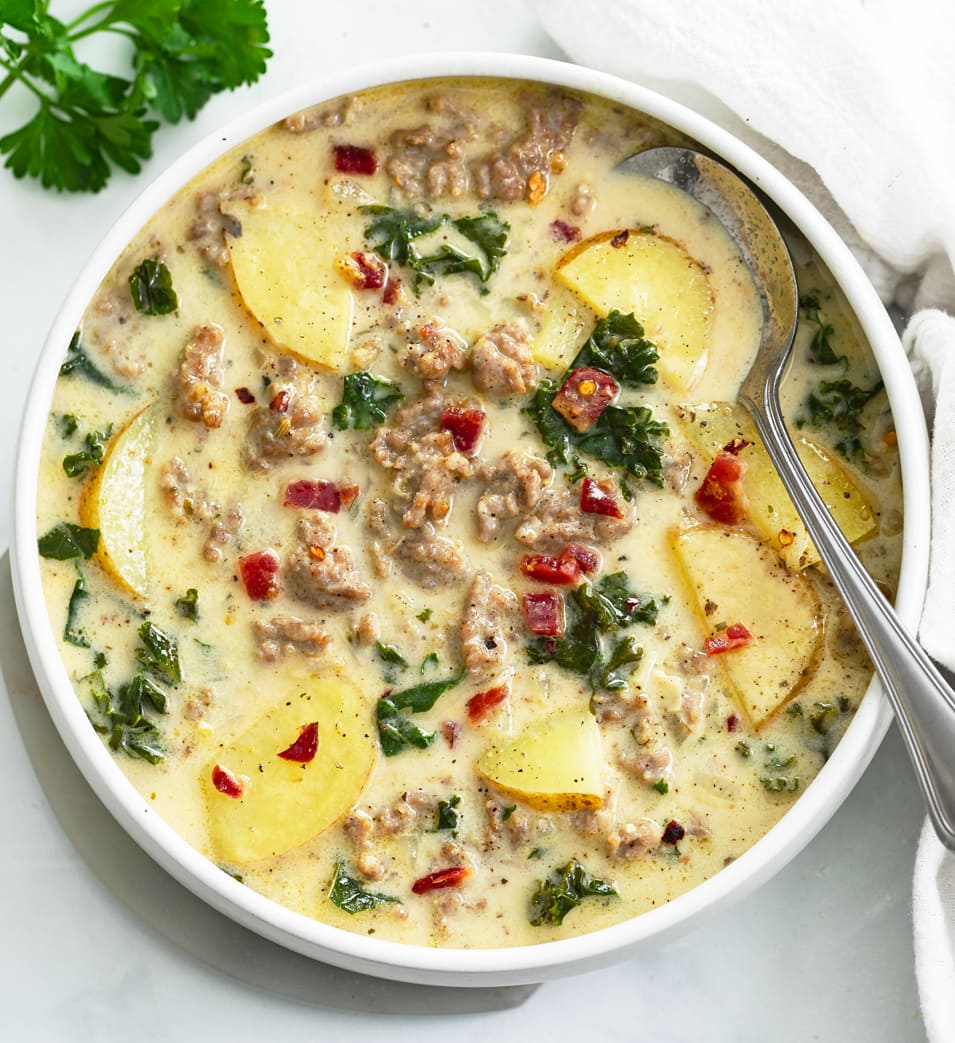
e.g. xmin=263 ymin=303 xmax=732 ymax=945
xmin=531 ymin=1 xmax=955 ymax=1037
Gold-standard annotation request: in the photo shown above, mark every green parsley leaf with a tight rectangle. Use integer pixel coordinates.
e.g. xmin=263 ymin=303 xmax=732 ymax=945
xmin=530 ymin=859 xmax=616 ymax=927
xmin=38 ymin=521 xmax=99 ymax=560
xmin=328 ymin=861 xmax=399 ymax=914
xmin=129 ymin=257 xmax=178 ymax=315
xmin=332 ymin=371 xmax=404 ymax=430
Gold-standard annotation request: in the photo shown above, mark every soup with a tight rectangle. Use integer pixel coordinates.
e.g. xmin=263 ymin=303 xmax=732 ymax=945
xmin=36 ymin=78 xmax=901 ymax=948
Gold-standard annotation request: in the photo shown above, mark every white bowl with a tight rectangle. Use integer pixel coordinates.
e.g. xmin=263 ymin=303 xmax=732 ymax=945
xmin=11 ymin=52 xmax=931 ymax=987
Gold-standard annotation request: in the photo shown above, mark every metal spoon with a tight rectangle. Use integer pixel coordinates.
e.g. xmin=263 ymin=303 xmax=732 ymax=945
xmin=619 ymin=146 xmax=955 ymax=851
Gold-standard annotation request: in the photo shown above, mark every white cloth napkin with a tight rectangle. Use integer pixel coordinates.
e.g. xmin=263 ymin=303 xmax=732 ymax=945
xmin=531 ymin=0 xmax=955 ymax=1036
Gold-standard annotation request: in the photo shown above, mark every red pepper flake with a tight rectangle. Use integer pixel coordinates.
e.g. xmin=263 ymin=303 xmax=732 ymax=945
xmin=661 ymin=820 xmax=686 ymax=845
xmin=235 ymin=386 xmax=256 ymax=404
xmin=552 ymin=367 xmax=619 ymax=432
xmin=269 ymin=389 xmax=290 ymax=413
xmin=522 ymin=591 xmax=565 ymax=636
xmin=212 ymin=764 xmax=243 ymax=798
xmin=339 ymin=484 xmax=360 ymax=509
xmin=441 ymin=407 xmax=486 ymax=455
xmin=338 ymin=251 xmax=387 ymax=290
xmin=441 ymin=720 xmax=458 ymax=748
xmin=284 ymin=479 xmax=344 ymax=513
xmin=726 ymin=713 xmax=740 ymax=733
xmin=277 ymin=721 xmax=319 ymax=763
xmin=580 ymin=476 xmax=624 ymax=519
xmin=238 ymin=549 xmax=280 ymax=601
xmin=722 ymin=437 xmax=752 ymax=455
xmin=411 ymin=866 xmax=471 ymax=895
xmin=333 ymin=144 xmax=377 ymax=175
xmin=694 ymin=451 xmax=748 ymax=525
xmin=704 ymin=622 xmax=754 ymax=655
xmin=611 ymin=230 xmax=630 ymax=248
xmin=550 ymin=218 xmax=581 ymax=243
xmin=466 ymin=684 xmax=510 ymax=725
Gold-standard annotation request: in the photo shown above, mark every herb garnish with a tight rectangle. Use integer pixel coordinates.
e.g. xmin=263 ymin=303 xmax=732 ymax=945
xmin=63 ymin=567 xmax=89 ymax=647
xmin=62 ymin=422 xmax=112 ymax=478
xmin=530 ymin=859 xmax=616 ymax=926
xmin=328 ymin=861 xmax=399 ymax=914
xmin=0 ymin=0 xmax=271 ymax=193
xmin=332 ymin=371 xmax=404 ymax=430
xmin=129 ymin=257 xmax=178 ymax=315
xmin=527 ymin=572 xmax=663 ymax=691
xmin=415 ymin=608 xmax=432 ymax=623
xmin=38 ymin=521 xmax=99 ymax=560
xmin=797 ymin=377 xmax=884 ymax=463
xmin=361 ymin=205 xmax=509 ymax=292
xmin=799 ymin=292 xmax=846 ymax=368
xmin=432 ymin=794 xmax=461 ymax=836
xmin=59 ymin=331 xmax=124 ymax=391
xmin=174 ymin=588 xmax=199 ymax=621
xmin=375 ymin=641 xmax=408 ymax=668
xmin=525 ymin=313 xmax=667 ymax=485
xmin=58 ymin=413 xmax=78 ymax=437
xmin=653 ymin=778 xmax=669 ymax=795
xmin=759 ymin=743 xmax=800 ymax=793
xmin=375 ymin=672 xmax=464 ymax=756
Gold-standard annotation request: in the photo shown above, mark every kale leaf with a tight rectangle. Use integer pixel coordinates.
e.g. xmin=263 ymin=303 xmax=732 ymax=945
xmin=569 ymin=310 xmax=659 ymax=386
xmin=62 ymin=422 xmax=112 ymax=478
xmin=59 ymin=331 xmax=125 ymax=392
xmin=432 ymin=794 xmax=462 ymax=836
xmin=530 ymin=859 xmax=616 ymax=926
xmin=86 ymin=667 xmax=167 ymax=765
xmin=375 ymin=672 xmax=464 ymax=756
xmin=38 ymin=521 xmax=99 ymax=560
xmin=129 ymin=257 xmax=178 ymax=315
xmin=332 ymin=371 xmax=404 ymax=430
xmin=63 ymin=567 xmax=90 ymax=647
xmin=328 ymin=861 xmax=399 ymax=914
xmin=375 ymin=642 xmax=408 ymax=668
xmin=135 ymin=620 xmax=181 ymax=685
xmin=174 ymin=587 xmax=199 ymax=621
xmin=799 ymin=293 xmax=846 ymax=368
xmin=798 ymin=377 xmax=884 ymax=463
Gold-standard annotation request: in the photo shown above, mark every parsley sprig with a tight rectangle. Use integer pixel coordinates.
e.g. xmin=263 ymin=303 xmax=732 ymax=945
xmin=0 ymin=0 xmax=271 ymax=193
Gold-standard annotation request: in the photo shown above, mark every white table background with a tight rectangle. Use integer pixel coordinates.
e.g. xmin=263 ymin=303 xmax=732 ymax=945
xmin=0 ymin=3 xmax=929 ymax=1039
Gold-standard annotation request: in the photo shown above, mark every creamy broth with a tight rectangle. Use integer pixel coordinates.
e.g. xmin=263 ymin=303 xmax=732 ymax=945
xmin=37 ymin=79 xmax=901 ymax=948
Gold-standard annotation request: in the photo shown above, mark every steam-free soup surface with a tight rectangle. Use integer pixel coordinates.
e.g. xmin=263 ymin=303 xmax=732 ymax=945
xmin=37 ymin=78 xmax=901 ymax=947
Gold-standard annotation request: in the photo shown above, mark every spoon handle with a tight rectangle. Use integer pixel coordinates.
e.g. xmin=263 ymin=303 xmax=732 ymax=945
xmin=742 ymin=384 xmax=955 ymax=851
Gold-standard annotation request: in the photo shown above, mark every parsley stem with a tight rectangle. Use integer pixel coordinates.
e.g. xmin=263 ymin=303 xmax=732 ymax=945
xmin=65 ymin=1 xmax=115 ymax=33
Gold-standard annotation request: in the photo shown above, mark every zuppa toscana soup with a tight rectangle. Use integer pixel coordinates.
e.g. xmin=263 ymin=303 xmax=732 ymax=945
xmin=37 ymin=78 xmax=902 ymax=948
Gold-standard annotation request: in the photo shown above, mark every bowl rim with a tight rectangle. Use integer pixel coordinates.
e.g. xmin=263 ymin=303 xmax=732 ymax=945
xmin=10 ymin=50 xmax=931 ymax=986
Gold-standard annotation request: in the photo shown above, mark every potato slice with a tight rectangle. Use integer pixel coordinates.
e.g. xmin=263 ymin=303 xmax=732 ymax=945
xmin=80 ymin=405 xmax=155 ymax=599
xmin=555 ymin=229 xmax=714 ymax=391
xmin=672 ymin=526 xmax=822 ymax=726
xmin=477 ymin=710 xmax=604 ymax=811
xmin=203 ymin=677 xmax=376 ymax=863
xmin=531 ymin=289 xmax=590 ymax=370
xmin=681 ymin=402 xmax=876 ymax=569
xmin=227 ymin=205 xmax=354 ymax=369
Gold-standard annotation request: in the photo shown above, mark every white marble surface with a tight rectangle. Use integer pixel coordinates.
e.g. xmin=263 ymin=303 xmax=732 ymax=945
xmin=0 ymin=2 xmax=928 ymax=1039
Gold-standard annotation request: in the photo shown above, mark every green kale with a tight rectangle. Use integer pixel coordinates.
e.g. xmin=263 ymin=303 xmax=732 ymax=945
xmin=332 ymin=371 xmax=404 ymax=430
xmin=38 ymin=521 xmax=99 ymax=560
xmin=63 ymin=567 xmax=89 ymax=647
xmin=432 ymin=794 xmax=461 ymax=836
xmin=420 ymin=651 xmax=439 ymax=673
xmin=653 ymin=778 xmax=669 ymax=795
xmin=58 ymin=413 xmax=79 ymax=437
xmin=530 ymin=859 xmax=616 ymax=927
xmin=799 ymin=293 xmax=845 ymax=368
xmin=136 ymin=620 xmax=181 ymax=685
xmin=798 ymin=377 xmax=884 ymax=463
xmin=598 ymin=636 xmax=644 ymax=691
xmin=375 ymin=672 xmax=464 ymax=756
xmin=174 ymin=588 xmax=199 ymax=621
xmin=375 ymin=642 xmax=408 ymax=668
xmin=328 ymin=861 xmax=399 ymax=914
xmin=809 ymin=700 xmax=840 ymax=734
xmin=59 ymin=331 xmax=124 ymax=391
xmin=129 ymin=257 xmax=178 ymax=315
xmin=759 ymin=743 xmax=800 ymax=793
xmin=86 ymin=668 xmax=166 ymax=765
xmin=62 ymin=422 xmax=112 ymax=478
xmin=568 ymin=310 xmax=659 ymax=386
xmin=415 ymin=608 xmax=433 ymax=623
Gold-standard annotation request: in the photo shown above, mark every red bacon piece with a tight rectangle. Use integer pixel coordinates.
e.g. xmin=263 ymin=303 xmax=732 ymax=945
xmin=550 ymin=218 xmax=581 ymax=243
xmin=441 ymin=408 xmax=486 ymax=455
xmin=564 ymin=543 xmax=599 ymax=574
xmin=519 ymin=551 xmax=580 ymax=585
xmin=411 ymin=866 xmax=471 ymax=895
xmin=283 ymin=479 xmax=358 ymax=513
xmin=333 ymin=144 xmax=377 ymax=175
xmin=704 ymin=622 xmax=754 ymax=655
xmin=277 ymin=722 xmax=319 ymax=763
xmin=212 ymin=764 xmax=243 ymax=798
xmin=238 ymin=549 xmax=280 ymax=601
xmin=522 ymin=591 xmax=565 ymax=636
xmin=662 ymin=820 xmax=686 ymax=845
xmin=580 ymin=476 xmax=624 ymax=519
xmin=551 ymin=367 xmax=619 ymax=432
xmin=694 ymin=452 xmax=748 ymax=525
xmin=234 ymin=386 xmax=255 ymax=404
xmin=466 ymin=684 xmax=510 ymax=725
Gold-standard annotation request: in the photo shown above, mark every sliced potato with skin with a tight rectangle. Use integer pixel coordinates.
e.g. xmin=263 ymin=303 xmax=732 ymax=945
xmin=203 ymin=677 xmax=376 ymax=863
xmin=227 ymin=205 xmax=354 ymax=370
xmin=476 ymin=710 xmax=604 ymax=811
xmin=80 ymin=404 xmax=156 ymax=600
xmin=672 ymin=526 xmax=822 ymax=727
xmin=555 ymin=228 xmax=714 ymax=391
xmin=681 ymin=402 xmax=876 ymax=569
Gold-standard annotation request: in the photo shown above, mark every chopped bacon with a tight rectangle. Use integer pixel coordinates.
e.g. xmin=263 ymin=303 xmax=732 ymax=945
xmin=661 ymin=820 xmax=686 ymax=845
xmin=333 ymin=144 xmax=377 ymax=175
xmin=564 ymin=543 xmax=599 ymax=574
xmin=550 ymin=218 xmax=581 ymax=243
xmin=520 ymin=551 xmax=579 ymax=585
xmin=441 ymin=408 xmax=486 ymax=455
xmin=466 ymin=684 xmax=510 ymax=725
xmin=212 ymin=764 xmax=243 ymax=798
xmin=726 ymin=713 xmax=740 ymax=733
xmin=411 ymin=866 xmax=471 ymax=895
xmin=551 ymin=367 xmax=619 ymax=432
xmin=238 ymin=549 xmax=280 ymax=601
xmin=441 ymin=720 xmax=458 ymax=748
xmin=283 ymin=479 xmax=359 ymax=513
xmin=522 ymin=591 xmax=565 ymax=636
xmin=269 ymin=389 xmax=290 ymax=413
xmin=337 ymin=251 xmax=387 ymax=290
xmin=704 ymin=622 xmax=753 ymax=655
xmin=722 ymin=437 xmax=751 ymax=455
xmin=580 ymin=476 xmax=624 ymax=518
xmin=383 ymin=277 xmax=402 ymax=306
xmin=694 ymin=452 xmax=748 ymax=525
xmin=277 ymin=722 xmax=319 ymax=763
xmin=235 ymin=386 xmax=256 ymax=404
